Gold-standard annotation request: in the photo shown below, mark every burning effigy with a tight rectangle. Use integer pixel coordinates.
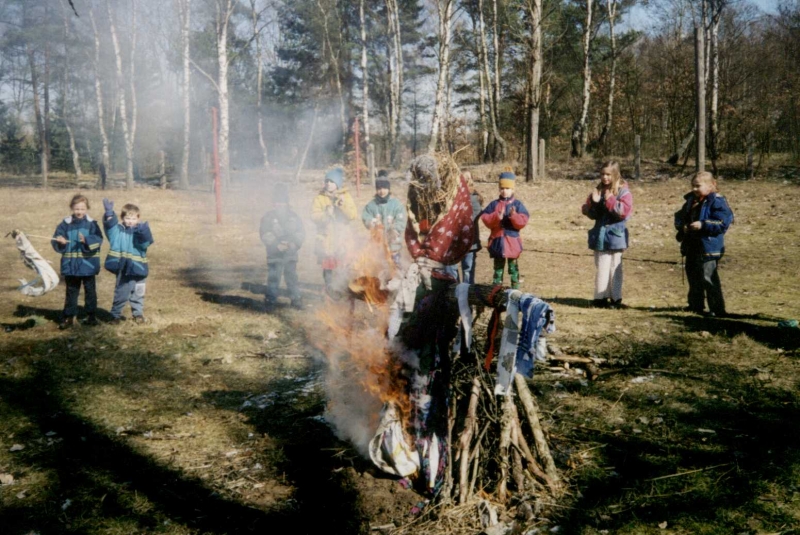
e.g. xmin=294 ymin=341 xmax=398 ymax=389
xmin=313 ymin=154 xmax=562 ymax=526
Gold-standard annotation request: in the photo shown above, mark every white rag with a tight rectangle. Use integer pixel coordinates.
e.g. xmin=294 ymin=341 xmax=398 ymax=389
xmin=13 ymin=231 xmax=59 ymax=296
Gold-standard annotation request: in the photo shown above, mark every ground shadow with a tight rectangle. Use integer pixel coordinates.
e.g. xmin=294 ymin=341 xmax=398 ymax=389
xmin=542 ymin=296 xmax=596 ymax=309
xmin=660 ymin=312 xmax=800 ymax=351
xmin=12 ymin=303 xmax=115 ymax=323
xmin=550 ymin=334 xmax=800 ymax=532
xmin=0 ymin=329 xmax=368 ymax=534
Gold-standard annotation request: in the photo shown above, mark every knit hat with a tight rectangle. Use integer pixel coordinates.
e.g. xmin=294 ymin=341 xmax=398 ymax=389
xmin=325 ymin=167 xmax=344 ymax=189
xmin=376 ymin=178 xmax=391 ymax=190
xmin=272 ymin=182 xmax=289 ymax=204
xmin=499 ymin=171 xmax=516 ymax=189
xmin=377 ymin=169 xmax=389 ymax=178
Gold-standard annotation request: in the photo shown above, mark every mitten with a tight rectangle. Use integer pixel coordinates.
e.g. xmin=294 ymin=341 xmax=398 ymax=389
xmin=103 ymin=198 xmax=114 ymax=213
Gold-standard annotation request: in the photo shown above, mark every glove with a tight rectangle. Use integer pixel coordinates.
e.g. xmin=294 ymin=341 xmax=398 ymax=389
xmin=103 ymin=198 xmax=114 ymax=213
xmin=135 ymin=221 xmax=150 ymax=235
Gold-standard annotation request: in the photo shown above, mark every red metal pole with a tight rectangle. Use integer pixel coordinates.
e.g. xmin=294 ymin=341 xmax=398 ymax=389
xmin=212 ymin=107 xmax=222 ymax=224
xmin=354 ymin=116 xmax=361 ymax=198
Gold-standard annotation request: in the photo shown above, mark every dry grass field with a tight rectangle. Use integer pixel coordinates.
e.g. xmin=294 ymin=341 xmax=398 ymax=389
xmin=1 ymin=160 xmax=799 ymax=534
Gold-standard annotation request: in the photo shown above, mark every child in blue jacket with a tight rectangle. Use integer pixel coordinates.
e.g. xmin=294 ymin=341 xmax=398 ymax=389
xmin=52 ymin=194 xmax=104 ymax=329
xmin=674 ymin=172 xmax=733 ymax=317
xmin=102 ymin=198 xmax=154 ymax=324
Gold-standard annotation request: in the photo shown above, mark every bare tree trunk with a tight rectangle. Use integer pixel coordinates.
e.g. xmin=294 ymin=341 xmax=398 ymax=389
xmin=251 ymin=0 xmax=269 ymax=170
xmin=360 ymin=0 xmax=372 ymax=181
xmin=317 ymin=0 xmax=347 ymax=152
xmin=89 ymin=7 xmax=110 ymax=189
xmin=472 ymin=13 xmax=489 ymax=161
xmin=107 ymin=0 xmax=134 ymax=189
xmin=428 ymin=0 xmax=455 ymax=153
xmin=58 ymin=0 xmax=82 ymax=182
xmin=386 ymin=0 xmax=403 ymax=167
xmin=216 ymin=0 xmax=234 ymax=187
xmin=318 ymin=0 xmax=347 ymax=149
xmin=571 ymin=0 xmax=593 ymax=158
xmin=525 ymin=0 xmax=542 ymax=182
xmin=128 ymin=1 xmax=138 ymax=189
xmin=709 ymin=0 xmax=724 ymax=175
xmin=477 ymin=0 xmax=505 ymax=161
xmin=597 ymin=0 xmax=617 ymax=152
xmin=490 ymin=0 xmax=507 ymax=159
xmin=44 ymin=35 xmax=52 ymax=186
xmin=26 ymin=45 xmax=48 ymax=187
xmin=294 ymin=106 xmax=319 ymax=184
xmin=178 ymin=0 xmax=192 ymax=188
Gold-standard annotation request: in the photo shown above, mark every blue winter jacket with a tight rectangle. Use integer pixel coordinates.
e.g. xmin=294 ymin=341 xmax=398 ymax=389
xmin=582 ymin=184 xmax=633 ymax=251
xmin=674 ymin=192 xmax=733 ymax=259
xmin=103 ymin=212 xmax=154 ymax=278
xmin=52 ymin=215 xmax=104 ymax=276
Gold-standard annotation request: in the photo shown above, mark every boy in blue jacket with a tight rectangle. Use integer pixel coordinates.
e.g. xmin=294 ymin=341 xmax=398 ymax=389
xmin=102 ymin=198 xmax=154 ymax=324
xmin=260 ymin=183 xmax=305 ymax=309
xmin=674 ymin=172 xmax=733 ymax=317
xmin=52 ymin=194 xmax=104 ymax=329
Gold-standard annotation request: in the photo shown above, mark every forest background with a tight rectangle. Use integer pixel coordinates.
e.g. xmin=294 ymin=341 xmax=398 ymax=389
xmin=0 ymin=0 xmax=795 ymax=187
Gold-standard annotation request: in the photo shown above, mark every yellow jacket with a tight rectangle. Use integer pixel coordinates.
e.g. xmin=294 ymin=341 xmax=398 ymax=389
xmin=311 ymin=188 xmax=357 ymax=259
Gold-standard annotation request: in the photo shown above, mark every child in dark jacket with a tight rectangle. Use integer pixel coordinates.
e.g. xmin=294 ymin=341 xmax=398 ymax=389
xmin=260 ymin=183 xmax=306 ymax=309
xmin=674 ymin=172 xmax=734 ymax=317
xmin=102 ymin=199 xmax=154 ymax=324
xmin=581 ymin=160 xmax=634 ymax=308
xmin=52 ymin=194 xmax=104 ymax=329
xmin=480 ymin=172 xmax=530 ymax=289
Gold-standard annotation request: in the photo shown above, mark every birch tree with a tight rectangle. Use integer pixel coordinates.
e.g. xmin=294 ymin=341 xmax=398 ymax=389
xmin=177 ymin=0 xmax=192 ymax=188
xmin=26 ymin=41 xmax=48 ymax=187
xmin=107 ymin=0 xmax=136 ymax=190
xmin=250 ymin=0 xmax=269 ymax=170
xmin=385 ymin=0 xmax=403 ymax=166
xmin=88 ymin=5 xmax=110 ymax=189
xmin=360 ymin=0 xmax=371 ymax=177
xmin=571 ymin=0 xmax=594 ymax=158
xmin=476 ymin=0 xmax=506 ymax=161
xmin=429 ymin=0 xmax=455 ymax=153
xmin=192 ymin=0 xmax=235 ymax=187
xmin=317 ymin=0 xmax=347 ymax=147
xmin=708 ymin=0 xmax=726 ymax=175
xmin=596 ymin=0 xmax=617 ymax=152
xmin=58 ymin=0 xmax=81 ymax=182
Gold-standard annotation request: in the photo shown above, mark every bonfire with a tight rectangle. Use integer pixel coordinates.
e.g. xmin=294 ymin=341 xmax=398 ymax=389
xmin=314 ymin=154 xmax=564 ymax=533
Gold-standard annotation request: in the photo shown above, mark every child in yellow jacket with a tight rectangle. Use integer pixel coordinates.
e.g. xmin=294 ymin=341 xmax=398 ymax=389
xmin=311 ymin=167 xmax=357 ymax=295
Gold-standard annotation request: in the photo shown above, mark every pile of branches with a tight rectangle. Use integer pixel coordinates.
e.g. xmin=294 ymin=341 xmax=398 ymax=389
xmin=395 ymin=284 xmax=565 ymax=534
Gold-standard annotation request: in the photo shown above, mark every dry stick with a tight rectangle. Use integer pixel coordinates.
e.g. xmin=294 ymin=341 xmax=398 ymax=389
xmin=509 ymin=422 xmax=526 ymax=493
xmin=514 ymin=374 xmax=561 ymax=490
xmin=468 ymin=442 xmax=481 ymax=500
xmin=497 ymin=392 xmax=515 ymax=502
xmin=444 ymin=392 xmax=456 ymax=503
xmin=458 ymin=377 xmax=481 ymax=504
xmin=511 ymin=404 xmax=557 ymax=492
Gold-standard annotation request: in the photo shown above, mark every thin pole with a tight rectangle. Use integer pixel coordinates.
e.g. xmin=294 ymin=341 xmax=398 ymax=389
xmin=212 ymin=107 xmax=222 ymax=224
xmin=354 ymin=116 xmax=361 ymax=197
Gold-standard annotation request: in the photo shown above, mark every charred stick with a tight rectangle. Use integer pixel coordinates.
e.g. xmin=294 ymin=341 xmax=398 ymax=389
xmin=514 ymin=374 xmax=561 ymax=491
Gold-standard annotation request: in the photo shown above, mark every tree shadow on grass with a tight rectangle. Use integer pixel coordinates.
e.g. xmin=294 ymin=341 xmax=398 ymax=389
xmin=178 ymin=267 xmax=321 ymax=314
xmin=552 ymin=336 xmax=800 ymax=533
xmin=660 ymin=312 xmax=800 ymax=351
xmin=0 ymin=330 xmax=367 ymax=534
xmin=541 ymin=296 xmax=596 ymax=309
